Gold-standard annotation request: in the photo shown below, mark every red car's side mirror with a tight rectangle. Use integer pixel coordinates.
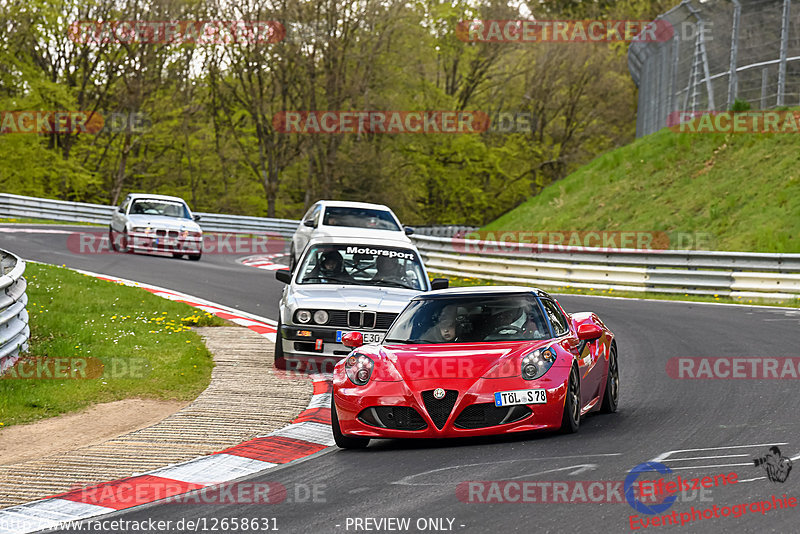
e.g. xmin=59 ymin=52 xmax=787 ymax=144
xmin=577 ymin=323 xmax=603 ymax=341
xmin=342 ymin=331 xmax=364 ymax=348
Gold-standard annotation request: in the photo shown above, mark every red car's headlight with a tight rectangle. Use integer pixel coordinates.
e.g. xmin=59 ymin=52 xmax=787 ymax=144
xmin=522 ymin=346 xmax=556 ymax=380
xmin=346 ymin=353 xmax=374 ymax=386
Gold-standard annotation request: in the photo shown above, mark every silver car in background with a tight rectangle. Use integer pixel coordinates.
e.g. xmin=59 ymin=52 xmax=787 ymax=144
xmin=275 ymin=235 xmax=448 ymax=371
xmin=109 ymin=193 xmax=203 ymax=260
xmin=289 ymin=200 xmax=414 ymax=269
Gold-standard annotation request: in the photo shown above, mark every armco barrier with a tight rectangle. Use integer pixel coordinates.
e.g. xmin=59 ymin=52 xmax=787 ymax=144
xmin=0 ymin=193 xmax=298 ymax=237
xmin=0 ymin=250 xmax=29 ymax=375
xmin=411 ymin=235 xmax=800 ymax=300
xmin=2 ymin=193 xmax=798 ymax=299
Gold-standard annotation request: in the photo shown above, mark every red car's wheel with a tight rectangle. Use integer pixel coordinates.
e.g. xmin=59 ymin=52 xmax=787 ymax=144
xmin=600 ymin=344 xmax=619 ymax=413
xmin=560 ymin=365 xmax=580 ymax=434
xmin=331 ymin=396 xmax=369 ymax=449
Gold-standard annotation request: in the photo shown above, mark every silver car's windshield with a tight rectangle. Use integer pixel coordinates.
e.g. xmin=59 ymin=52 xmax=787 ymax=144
xmin=297 ymin=244 xmax=425 ymax=290
xmin=384 ymin=295 xmax=552 ymax=344
xmin=322 ymin=207 xmax=400 ymax=231
xmin=129 ymin=199 xmax=191 ymax=219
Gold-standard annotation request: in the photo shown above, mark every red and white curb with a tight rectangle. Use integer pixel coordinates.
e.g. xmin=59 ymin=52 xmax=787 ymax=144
xmin=0 ymin=268 xmax=334 ymax=534
xmin=239 ymin=253 xmax=289 ymax=271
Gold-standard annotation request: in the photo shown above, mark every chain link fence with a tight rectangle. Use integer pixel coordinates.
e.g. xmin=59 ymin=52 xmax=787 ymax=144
xmin=629 ymin=0 xmax=800 ymax=137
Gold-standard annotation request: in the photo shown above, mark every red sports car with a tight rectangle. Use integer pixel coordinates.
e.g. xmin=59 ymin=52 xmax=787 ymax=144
xmin=331 ymin=286 xmax=618 ymax=448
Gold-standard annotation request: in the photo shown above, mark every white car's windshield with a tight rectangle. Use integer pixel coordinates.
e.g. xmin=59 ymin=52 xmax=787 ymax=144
xmin=384 ymin=294 xmax=552 ymax=344
xmin=297 ymin=244 xmax=425 ymax=290
xmin=322 ymin=207 xmax=400 ymax=231
xmin=129 ymin=199 xmax=191 ymax=219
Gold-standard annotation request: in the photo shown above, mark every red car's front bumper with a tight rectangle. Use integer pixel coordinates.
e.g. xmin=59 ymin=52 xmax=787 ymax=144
xmin=332 ymin=370 xmax=570 ymax=439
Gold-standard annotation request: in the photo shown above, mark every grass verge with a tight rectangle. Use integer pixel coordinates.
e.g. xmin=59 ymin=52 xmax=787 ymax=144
xmin=0 ymin=262 xmax=226 ymax=427
xmin=482 ymin=124 xmax=800 ymax=253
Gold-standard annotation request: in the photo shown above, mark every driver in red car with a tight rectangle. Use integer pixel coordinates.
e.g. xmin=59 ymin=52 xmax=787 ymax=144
xmin=423 ymin=305 xmax=460 ymax=342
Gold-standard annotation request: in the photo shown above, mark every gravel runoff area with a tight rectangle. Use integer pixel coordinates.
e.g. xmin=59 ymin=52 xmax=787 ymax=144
xmin=0 ymin=327 xmax=312 ymax=508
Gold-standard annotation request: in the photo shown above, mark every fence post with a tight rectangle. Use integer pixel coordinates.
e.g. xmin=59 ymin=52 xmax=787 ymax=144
xmin=728 ymin=0 xmax=741 ymax=108
xmin=777 ymin=0 xmax=791 ymax=106
xmin=761 ymin=68 xmax=769 ymax=109
xmin=668 ymin=34 xmax=680 ymax=115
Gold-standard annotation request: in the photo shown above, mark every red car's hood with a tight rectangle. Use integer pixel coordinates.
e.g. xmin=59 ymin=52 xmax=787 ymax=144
xmin=374 ymin=340 xmax=552 ymax=383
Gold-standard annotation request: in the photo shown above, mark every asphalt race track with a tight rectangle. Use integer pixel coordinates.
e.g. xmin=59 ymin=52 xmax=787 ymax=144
xmin=3 ymin=224 xmax=799 ymax=534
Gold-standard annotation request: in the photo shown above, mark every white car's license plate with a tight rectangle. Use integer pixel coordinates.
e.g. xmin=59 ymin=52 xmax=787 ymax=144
xmin=494 ymin=389 xmax=547 ymax=407
xmin=336 ymin=331 xmax=383 ymax=344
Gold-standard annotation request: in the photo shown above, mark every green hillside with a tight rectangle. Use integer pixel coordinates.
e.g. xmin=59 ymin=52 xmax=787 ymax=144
xmin=483 ymin=126 xmax=800 ymax=253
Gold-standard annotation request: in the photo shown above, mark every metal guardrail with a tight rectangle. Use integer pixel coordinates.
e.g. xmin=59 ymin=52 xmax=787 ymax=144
xmin=411 ymin=235 xmax=800 ymax=300
xmin=0 ymin=193 xmax=299 ymax=237
xmin=2 ymin=193 xmax=798 ymax=300
xmin=0 ymin=250 xmax=29 ymax=375
xmin=413 ymin=225 xmax=479 ymax=238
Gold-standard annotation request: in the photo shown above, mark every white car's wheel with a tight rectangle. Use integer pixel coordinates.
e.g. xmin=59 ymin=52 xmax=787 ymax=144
xmin=108 ymin=228 xmax=118 ymax=252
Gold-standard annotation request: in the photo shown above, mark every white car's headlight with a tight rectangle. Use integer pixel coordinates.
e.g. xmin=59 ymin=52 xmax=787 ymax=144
xmin=313 ymin=310 xmax=329 ymax=324
xmin=131 ymin=226 xmax=148 ymax=233
xmin=295 ymin=310 xmax=312 ymax=324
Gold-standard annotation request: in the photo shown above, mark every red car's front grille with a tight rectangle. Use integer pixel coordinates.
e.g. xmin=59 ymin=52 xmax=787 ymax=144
xmin=454 ymin=403 xmax=532 ymax=429
xmin=421 ymin=389 xmax=459 ymax=430
xmin=357 ymin=406 xmax=428 ymax=431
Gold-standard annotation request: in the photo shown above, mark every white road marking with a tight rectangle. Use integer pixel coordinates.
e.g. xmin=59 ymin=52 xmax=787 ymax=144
xmin=0 ymin=228 xmax=73 ymax=234
xmin=661 ymin=454 xmax=751 ymax=462
xmin=664 ymin=462 xmax=754 ymax=471
xmin=651 ymin=443 xmax=789 ymax=463
xmin=392 ymin=454 xmax=620 ymax=486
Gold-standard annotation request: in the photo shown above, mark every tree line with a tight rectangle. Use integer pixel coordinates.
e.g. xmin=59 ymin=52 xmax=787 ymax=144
xmin=0 ymin=0 xmax=673 ymax=224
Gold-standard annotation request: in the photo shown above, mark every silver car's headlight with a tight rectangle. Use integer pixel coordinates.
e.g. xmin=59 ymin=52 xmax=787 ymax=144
xmin=313 ymin=310 xmax=329 ymax=324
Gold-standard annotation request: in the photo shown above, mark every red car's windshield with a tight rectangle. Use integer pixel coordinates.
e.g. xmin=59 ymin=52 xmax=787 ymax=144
xmin=384 ymin=294 xmax=552 ymax=344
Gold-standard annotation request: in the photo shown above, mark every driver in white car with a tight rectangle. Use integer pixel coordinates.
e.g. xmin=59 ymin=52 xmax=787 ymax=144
xmin=307 ymin=250 xmax=354 ymax=283
xmin=371 ymin=256 xmax=404 ymax=283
